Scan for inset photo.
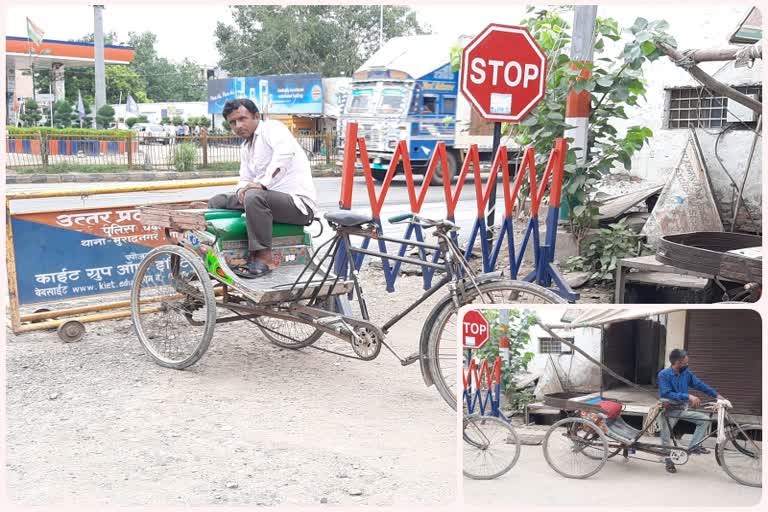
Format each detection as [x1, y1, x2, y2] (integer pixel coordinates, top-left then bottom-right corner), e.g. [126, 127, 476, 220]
[461, 306, 762, 506]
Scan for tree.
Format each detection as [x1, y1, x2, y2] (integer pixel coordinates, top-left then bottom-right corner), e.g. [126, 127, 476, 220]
[161, 116, 171, 125]
[20, 99, 43, 127]
[475, 309, 539, 412]
[106, 66, 149, 103]
[197, 117, 211, 129]
[127, 32, 207, 101]
[215, 5, 429, 77]
[95, 104, 115, 129]
[52, 100, 77, 128]
[172, 116, 184, 126]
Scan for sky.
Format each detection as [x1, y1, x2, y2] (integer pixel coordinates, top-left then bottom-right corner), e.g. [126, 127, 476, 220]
[3, 3, 532, 66]
[4, 3, 751, 68]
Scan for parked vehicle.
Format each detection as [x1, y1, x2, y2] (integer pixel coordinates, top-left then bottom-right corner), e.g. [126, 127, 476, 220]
[134, 123, 170, 145]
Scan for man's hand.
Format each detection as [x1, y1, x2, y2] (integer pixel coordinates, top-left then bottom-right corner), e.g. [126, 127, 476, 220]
[688, 395, 702, 408]
[237, 183, 264, 204]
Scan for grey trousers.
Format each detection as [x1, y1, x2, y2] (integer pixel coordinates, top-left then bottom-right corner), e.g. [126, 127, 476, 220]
[208, 189, 313, 251]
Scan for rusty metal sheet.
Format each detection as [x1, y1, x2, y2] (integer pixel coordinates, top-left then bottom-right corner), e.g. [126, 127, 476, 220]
[656, 231, 762, 284]
[641, 133, 723, 247]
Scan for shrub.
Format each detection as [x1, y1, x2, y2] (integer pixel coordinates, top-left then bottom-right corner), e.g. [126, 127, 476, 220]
[161, 116, 171, 125]
[172, 116, 184, 126]
[52, 100, 77, 129]
[95, 104, 115, 129]
[566, 218, 643, 283]
[7, 126, 133, 139]
[173, 142, 197, 171]
[20, 99, 42, 127]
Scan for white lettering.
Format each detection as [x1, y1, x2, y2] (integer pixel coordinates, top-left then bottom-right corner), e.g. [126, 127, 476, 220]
[504, 61, 522, 87]
[469, 58, 486, 84]
[488, 59, 504, 86]
[523, 64, 539, 88]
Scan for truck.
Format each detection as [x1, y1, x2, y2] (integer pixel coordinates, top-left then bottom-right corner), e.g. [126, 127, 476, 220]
[337, 34, 506, 186]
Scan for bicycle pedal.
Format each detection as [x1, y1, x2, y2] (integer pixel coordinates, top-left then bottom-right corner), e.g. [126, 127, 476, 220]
[400, 352, 421, 366]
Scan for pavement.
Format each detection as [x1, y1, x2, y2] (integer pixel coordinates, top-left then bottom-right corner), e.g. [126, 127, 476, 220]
[463, 437, 762, 507]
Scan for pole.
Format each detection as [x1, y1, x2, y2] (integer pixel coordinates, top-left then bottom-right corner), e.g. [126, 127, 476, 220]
[93, 5, 107, 111]
[486, 122, 502, 242]
[562, 5, 597, 221]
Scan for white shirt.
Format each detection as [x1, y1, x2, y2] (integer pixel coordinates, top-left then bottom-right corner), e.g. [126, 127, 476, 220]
[236, 119, 317, 216]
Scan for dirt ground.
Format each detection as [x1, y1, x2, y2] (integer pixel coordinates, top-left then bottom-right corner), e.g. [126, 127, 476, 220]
[464, 438, 762, 507]
[5, 268, 456, 506]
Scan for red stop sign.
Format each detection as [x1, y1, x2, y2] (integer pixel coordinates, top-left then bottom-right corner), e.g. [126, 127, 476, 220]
[462, 310, 490, 349]
[460, 23, 548, 122]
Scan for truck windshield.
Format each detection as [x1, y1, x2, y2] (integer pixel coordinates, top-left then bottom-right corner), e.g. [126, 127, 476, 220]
[377, 87, 409, 115]
[348, 88, 374, 114]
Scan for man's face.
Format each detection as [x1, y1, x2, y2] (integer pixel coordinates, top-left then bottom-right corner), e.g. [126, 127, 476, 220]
[673, 355, 689, 371]
[226, 105, 259, 139]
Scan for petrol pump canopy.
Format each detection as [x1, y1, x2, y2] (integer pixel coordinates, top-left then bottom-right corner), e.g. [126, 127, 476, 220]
[546, 307, 685, 329]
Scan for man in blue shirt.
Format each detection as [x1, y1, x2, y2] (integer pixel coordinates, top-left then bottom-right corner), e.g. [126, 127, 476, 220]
[657, 348, 726, 474]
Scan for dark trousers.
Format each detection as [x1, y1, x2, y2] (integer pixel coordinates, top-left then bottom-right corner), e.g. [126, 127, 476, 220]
[208, 189, 312, 251]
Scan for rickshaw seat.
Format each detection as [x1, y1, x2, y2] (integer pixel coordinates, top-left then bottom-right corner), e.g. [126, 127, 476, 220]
[203, 209, 307, 241]
[596, 400, 623, 421]
[605, 416, 642, 444]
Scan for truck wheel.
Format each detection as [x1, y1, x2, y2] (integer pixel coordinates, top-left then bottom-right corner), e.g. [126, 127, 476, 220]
[430, 150, 457, 186]
[372, 168, 387, 182]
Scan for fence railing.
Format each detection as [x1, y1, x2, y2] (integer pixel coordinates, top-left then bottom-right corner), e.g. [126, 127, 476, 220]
[5, 131, 338, 171]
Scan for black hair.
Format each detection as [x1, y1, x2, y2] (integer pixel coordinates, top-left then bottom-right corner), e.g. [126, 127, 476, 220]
[223, 98, 259, 119]
[669, 348, 688, 365]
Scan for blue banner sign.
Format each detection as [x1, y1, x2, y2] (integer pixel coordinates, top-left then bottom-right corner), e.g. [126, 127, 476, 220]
[208, 74, 323, 115]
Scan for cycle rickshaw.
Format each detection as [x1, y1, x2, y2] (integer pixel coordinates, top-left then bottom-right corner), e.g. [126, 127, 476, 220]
[130, 205, 565, 408]
[533, 309, 762, 488]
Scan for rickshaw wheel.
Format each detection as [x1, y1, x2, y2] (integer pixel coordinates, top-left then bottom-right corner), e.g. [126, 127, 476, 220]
[716, 424, 762, 488]
[131, 245, 216, 369]
[423, 280, 566, 410]
[255, 297, 328, 349]
[543, 417, 609, 479]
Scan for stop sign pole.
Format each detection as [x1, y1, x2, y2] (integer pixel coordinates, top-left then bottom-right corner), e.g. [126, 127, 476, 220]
[460, 24, 548, 243]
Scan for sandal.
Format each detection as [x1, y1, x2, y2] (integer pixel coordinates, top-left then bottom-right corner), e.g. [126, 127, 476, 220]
[232, 260, 272, 279]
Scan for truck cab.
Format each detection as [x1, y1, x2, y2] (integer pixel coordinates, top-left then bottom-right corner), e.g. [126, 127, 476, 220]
[338, 35, 465, 186]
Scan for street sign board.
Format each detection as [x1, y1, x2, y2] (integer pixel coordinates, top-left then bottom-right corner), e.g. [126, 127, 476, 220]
[460, 23, 547, 122]
[462, 310, 491, 349]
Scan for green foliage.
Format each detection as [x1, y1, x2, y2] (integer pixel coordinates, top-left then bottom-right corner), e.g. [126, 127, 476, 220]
[221, 119, 231, 132]
[173, 142, 197, 171]
[106, 66, 149, 103]
[128, 32, 207, 102]
[171, 116, 184, 126]
[474, 309, 539, 413]
[161, 116, 172, 125]
[125, 116, 149, 128]
[52, 100, 77, 128]
[20, 99, 43, 127]
[8, 126, 133, 139]
[215, 5, 428, 77]
[95, 104, 116, 129]
[196, 117, 211, 129]
[452, 9, 667, 228]
[566, 218, 642, 283]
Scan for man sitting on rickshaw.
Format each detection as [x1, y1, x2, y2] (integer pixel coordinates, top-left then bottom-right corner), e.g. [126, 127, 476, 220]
[657, 348, 727, 474]
[208, 98, 317, 279]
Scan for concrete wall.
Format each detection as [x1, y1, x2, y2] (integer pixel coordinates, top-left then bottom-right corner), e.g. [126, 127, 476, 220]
[662, 310, 687, 368]
[526, 309, 603, 391]
[597, 6, 761, 184]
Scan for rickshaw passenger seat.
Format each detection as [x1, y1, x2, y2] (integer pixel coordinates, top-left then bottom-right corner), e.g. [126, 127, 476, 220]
[605, 416, 642, 443]
[203, 210, 307, 241]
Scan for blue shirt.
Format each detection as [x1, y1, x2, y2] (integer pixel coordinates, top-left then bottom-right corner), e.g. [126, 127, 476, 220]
[657, 367, 718, 402]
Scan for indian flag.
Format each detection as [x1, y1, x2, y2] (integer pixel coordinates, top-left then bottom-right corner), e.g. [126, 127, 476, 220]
[26, 17, 44, 46]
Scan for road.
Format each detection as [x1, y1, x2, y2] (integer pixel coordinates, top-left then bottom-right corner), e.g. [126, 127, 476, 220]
[463, 441, 762, 507]
[6, 268, 456, 506]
